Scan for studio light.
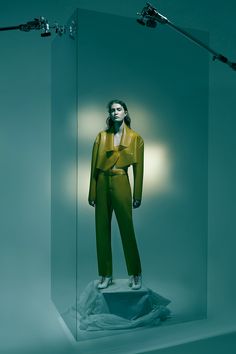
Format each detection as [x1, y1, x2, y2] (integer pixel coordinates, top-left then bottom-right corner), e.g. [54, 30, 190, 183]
[0, 17, 76, 38]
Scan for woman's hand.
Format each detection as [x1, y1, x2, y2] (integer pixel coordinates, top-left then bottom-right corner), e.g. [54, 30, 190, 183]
[133, 199, 141, 209]
[89, 200, 96, 207]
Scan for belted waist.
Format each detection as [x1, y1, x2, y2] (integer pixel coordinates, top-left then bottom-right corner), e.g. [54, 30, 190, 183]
[101, 169, 127, 176]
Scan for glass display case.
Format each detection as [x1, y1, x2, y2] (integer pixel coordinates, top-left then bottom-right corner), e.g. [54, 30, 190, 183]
[51, 8, 208, 340]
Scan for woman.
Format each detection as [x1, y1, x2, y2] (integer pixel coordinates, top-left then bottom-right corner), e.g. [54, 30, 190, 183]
[88, 99, 144, 290]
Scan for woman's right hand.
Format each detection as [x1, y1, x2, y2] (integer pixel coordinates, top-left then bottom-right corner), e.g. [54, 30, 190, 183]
[89, 200, 96, 207]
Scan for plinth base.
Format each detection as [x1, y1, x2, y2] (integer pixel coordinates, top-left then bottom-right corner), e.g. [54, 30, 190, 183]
[76, 279, 171, 331]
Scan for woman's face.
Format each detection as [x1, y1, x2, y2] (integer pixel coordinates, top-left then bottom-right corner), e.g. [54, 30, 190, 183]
[110, 103, 127, 123]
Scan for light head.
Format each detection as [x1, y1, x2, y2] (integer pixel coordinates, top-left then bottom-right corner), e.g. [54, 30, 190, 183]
[137, 2, 168, 28]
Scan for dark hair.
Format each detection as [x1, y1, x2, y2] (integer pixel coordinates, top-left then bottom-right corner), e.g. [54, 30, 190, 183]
[106, 99, 131, 129]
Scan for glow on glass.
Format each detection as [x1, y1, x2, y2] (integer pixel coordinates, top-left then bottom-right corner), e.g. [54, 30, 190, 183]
[73, 104, 172, 202]
[77, 105, 105, 140]
[143, 143, 171, 195]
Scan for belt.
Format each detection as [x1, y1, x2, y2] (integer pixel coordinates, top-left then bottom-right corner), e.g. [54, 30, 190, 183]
[102, 169, 127, 176]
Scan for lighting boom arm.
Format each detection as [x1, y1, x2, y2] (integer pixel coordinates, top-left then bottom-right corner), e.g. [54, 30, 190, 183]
[137, 2, 236, 71]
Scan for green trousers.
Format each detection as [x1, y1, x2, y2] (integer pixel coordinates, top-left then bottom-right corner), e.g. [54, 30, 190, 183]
[95, 170, 142, 277]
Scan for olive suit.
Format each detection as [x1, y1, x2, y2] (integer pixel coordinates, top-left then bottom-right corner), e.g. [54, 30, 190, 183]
[88, 123, 144, 277]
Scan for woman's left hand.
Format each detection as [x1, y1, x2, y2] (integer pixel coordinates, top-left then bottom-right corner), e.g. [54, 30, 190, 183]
[133, 199, 141, 209]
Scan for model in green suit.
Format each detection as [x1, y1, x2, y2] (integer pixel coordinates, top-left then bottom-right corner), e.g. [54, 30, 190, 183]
[88, 99, 144, 290]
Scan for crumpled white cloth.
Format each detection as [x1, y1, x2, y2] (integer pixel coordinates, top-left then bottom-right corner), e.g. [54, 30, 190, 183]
[70, 281, 171, 331]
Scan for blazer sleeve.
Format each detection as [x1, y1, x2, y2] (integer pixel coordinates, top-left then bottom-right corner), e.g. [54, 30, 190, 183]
[88, 134, 100, 202]
[133, 136, 144, 201]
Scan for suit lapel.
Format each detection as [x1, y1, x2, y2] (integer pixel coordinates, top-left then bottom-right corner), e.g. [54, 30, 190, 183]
[104, 124, 134, 153]
[120, 124, 133, 150]
[104, 127, 114, 151]
[97, 124, 136, 170]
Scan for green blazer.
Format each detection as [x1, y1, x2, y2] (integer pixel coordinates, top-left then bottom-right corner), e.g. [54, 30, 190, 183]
[88, 124, 144, 203]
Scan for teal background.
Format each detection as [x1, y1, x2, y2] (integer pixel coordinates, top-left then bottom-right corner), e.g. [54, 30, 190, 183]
[0, 0, 236, 353]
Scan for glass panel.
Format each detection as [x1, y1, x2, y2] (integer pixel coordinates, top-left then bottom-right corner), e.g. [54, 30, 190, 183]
[51, 10, 78, 339]
[77, 8, 208, 339]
